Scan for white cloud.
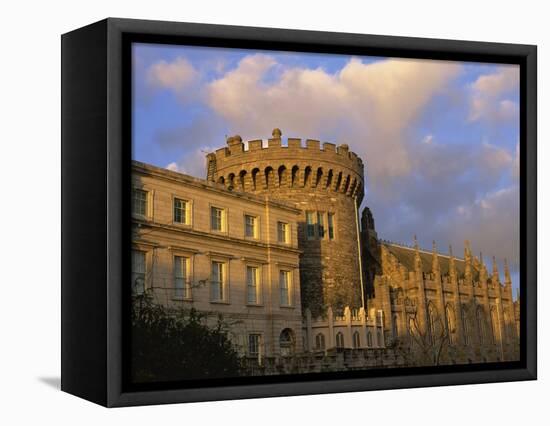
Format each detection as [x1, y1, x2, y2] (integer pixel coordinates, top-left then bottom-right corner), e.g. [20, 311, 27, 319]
[165, 162, 179, 172]
[446, 185, 519, 269]
[149, 54, 519, 271]
[471, 67, 519, 97]
[207, 55, 460, 185]
[468, 66, 519, 123]
[479, 141, 514, 176]
[422, 134, 434, 145]
[512, 142, 520, 179]
[169, 145, 219, 179]
[147, 57, 198, 94]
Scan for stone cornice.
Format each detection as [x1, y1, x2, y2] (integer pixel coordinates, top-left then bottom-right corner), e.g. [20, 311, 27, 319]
[133, 218, 303, 255]
[132, 160, 301, 214]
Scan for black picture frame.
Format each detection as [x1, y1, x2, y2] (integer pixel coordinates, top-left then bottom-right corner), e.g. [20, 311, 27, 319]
[61, 17, 537, 407]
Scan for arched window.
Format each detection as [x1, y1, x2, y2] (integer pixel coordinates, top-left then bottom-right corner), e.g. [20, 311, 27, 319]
[367, 331, 373, 347]
[335, 172, 343, 191]
[304, 166, 312, 187]
[445, 305, 456, 345]
[476, 306, 485, 344]
[376, 331, 382, 347]
[503, 310, 511, 342]
[352, 331, 360, 349]
[279, 329, 295, 356]
[227, 173, 235, 190]
[315, 333, 325, 350]
[251, 168, 260, 191]
[335, 332, 345, 348]
[428, 303, 437, 343]
[265, 167, 274, 189]
[392, 314, 399, 338]
[326, 169, 334, 189]
[278, 165, 287, 187]
[315, 167, 323, 187]
[291, 166, 299, 187]
[238, 170, 247, 191]
[490, 307, 499, 344]
[342, 174, 351, 193]
[462, 306, 470, 345]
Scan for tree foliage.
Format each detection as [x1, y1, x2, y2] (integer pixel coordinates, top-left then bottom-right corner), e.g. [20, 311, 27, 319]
[131, 293, 243, 383]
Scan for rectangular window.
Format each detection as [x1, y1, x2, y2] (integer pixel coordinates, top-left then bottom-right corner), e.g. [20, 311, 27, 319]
[131, 250, 146, 295]
[246, 266, 259, 304]
[173, 198, 188, 224]
[317, 212, 325, 238]
[211, 206, 224, 231]
[174, 256, 189, 299]
[327, 213, 335, 239]
[132, 189, 148, 217]
[245, 215, 257, 238]
[211, 261, 225, 301]
[279, 270, 291, 306]
[248, 334, 261, 356]
[277, 221, 289, 243]
[306, 211, 315, 239]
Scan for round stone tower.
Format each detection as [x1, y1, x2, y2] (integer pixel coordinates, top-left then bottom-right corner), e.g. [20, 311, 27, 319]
[207, 129, 365, 316]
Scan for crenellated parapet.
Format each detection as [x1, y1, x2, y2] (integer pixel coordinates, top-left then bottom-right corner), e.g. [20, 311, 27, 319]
[207, 129, 365, 202]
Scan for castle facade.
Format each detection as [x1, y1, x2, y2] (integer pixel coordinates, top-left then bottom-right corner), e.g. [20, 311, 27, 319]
[131, 129, 519, 368]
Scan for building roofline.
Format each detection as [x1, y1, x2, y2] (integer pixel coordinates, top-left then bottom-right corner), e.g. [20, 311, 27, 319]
[381, 240, 466, 262]
[131, 160, 302, 214]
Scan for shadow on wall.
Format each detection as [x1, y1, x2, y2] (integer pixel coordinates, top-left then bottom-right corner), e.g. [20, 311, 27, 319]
[297, 221, 324, 317]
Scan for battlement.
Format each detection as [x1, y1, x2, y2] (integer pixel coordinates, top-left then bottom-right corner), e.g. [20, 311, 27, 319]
[207, 129, 365, 200]
[212, 129, 363, 173]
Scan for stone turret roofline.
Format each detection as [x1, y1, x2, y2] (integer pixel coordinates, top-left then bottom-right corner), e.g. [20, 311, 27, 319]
[132, 160, 301, 214]
[209, 129, 364, 174]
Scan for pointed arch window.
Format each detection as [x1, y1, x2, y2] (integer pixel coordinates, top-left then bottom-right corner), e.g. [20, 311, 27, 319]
[445, 305, 456, 345]
[462, 306, 470, 345]
[476, 306, 485, 344]
[335, 332, 345, 348]
[367, 331, 373, 347]
[315, 333, 326, 350]
[490, 307, 498, 344]
[352, 331, 360, 349]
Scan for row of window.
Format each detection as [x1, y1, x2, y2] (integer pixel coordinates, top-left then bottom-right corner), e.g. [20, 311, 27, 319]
[399, 304, 512, 347]
[314, 330, 383, 350]
[131, 250, 293, 306]
[247, 329, 384, 357]
[247, 329, 295, 356]
[132, 188, 291, 244]
[305, 211, 335, 240]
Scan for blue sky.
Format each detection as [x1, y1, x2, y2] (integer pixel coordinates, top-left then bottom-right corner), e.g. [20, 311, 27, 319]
[132, 43, 520, 294]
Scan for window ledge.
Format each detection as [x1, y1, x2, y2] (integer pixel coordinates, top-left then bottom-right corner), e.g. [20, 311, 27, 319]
[210, 300, 231, 305]
[210, 229, 228, 235]
[171, 296, 193, 302]
[172, 222, 193, 228]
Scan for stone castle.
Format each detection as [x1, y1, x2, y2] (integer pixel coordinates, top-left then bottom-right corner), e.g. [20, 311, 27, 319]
[131, 129, 519, 372]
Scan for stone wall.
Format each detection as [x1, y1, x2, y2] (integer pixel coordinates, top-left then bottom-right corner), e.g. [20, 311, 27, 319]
[243, 348, 406, 376]
[209, 129, 366, 316]
[365, 237, 520, 364]
[131, 161, 304, 357]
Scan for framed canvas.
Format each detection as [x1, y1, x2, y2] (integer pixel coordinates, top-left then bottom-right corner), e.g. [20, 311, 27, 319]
[61, 18, 537, 407]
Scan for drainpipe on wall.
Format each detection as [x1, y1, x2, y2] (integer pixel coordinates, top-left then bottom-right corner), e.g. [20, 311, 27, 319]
[354, 196, 366, 311]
